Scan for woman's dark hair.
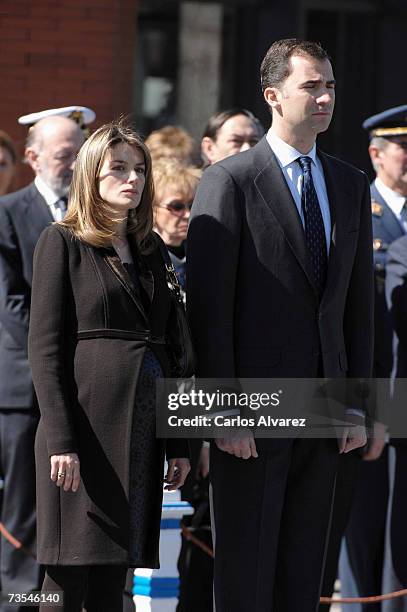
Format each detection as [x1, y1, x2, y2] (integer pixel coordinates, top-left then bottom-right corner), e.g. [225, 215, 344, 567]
[202, 108, 261, 141]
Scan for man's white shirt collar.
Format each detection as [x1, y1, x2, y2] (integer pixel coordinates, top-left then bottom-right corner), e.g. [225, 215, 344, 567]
[34, 175, 61, 208]
[374, 177, 406, 217]
[266, 129, 318, 168]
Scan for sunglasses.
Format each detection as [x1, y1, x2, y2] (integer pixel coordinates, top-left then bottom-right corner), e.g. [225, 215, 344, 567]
[158, 201, 193, 216]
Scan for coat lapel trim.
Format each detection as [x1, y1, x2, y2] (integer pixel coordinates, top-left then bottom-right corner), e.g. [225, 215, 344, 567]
[129, 235, 155, 304]
[102, 251, 149, 324]
[253, 142, 318, 299]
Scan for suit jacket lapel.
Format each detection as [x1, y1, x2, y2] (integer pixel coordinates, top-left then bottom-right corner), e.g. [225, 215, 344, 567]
[253, 140, 318, 297]
[318, 151, 348, 305]
[23, 183, 53, 235]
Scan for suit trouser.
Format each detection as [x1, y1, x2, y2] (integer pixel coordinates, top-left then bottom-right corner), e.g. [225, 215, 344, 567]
[0, 410, 42, 612]
[319, 450, 362, 610]
[210, 438, 338, 612]
[340, 449, 389, 612]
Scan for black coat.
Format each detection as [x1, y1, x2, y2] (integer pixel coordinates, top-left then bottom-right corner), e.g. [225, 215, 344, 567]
[28, 224, 188, 566]
[0, 182, 53, 408]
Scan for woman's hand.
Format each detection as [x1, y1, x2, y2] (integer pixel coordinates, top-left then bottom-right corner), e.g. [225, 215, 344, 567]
[164, 458, 190, 491]
[50, 453, 81, 492]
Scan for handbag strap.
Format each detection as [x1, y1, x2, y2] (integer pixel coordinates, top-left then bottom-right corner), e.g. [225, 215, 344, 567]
[152, 233, 184, 305]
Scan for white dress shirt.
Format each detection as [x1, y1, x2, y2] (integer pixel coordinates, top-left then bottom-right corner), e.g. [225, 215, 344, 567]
[34, 176, 66, 222]
[266, 129, 331, 252]
[374, 177, 407, 232]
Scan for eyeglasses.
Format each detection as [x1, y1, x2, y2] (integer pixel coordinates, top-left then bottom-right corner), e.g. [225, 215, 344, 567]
[157, 201, 193, 216]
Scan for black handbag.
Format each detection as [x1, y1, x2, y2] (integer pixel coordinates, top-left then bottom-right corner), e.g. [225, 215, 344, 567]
[154, 235, 196, 378]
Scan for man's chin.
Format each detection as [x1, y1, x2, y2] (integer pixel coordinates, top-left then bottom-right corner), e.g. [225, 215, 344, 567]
[52, 185, 70, 198]
[312, 116, 332, 133]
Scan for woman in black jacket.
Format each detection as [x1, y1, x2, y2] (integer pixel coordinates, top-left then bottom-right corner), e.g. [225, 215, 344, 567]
[28, 121, 190, 612]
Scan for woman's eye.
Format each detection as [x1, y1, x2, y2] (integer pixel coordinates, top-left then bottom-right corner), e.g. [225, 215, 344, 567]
[136, 167, 145, 175]
[113, 165, 125, 171]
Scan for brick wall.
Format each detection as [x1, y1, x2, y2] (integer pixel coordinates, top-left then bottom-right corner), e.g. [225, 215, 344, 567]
[0, 0, 139, 188]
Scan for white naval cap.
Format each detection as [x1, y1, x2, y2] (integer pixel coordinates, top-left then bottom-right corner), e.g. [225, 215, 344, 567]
[18, 105, 96, 128]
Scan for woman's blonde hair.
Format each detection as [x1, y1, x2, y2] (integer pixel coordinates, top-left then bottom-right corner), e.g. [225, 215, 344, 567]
[152, 158, 202, 205]
[145, 126, 199, 166]
[61, 121, 154, 249]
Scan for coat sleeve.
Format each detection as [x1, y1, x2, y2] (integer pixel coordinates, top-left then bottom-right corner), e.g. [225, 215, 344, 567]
[343, 172, 374, 379]
[0, 204, 31, 352]
[186, 164, 242, 379]
[28, 225, 78, 456]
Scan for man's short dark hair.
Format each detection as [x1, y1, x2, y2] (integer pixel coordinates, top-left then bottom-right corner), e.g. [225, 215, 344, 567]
[260, 38, 330, 92]
[202, 108, 261, 141]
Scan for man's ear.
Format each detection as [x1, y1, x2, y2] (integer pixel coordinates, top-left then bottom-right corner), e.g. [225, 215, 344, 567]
[201, 137, 217, 164]
[263, 87, 281, 111]
[368, 144, 382, 169]
[25, 147, 40, 173]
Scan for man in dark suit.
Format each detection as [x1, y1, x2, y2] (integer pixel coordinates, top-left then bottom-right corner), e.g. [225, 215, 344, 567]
[321, 107, 407, 611]
[385, 232, 407, 595]
[334, 106, 407, 611]
[0, 114, 84, 609]
[372, 110, 407, 608]
[187, 38, 373, 611]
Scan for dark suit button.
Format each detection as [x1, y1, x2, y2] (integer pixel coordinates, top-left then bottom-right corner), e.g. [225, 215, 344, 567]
[316, 312, 322, 321]
[313, 348, 320, 356]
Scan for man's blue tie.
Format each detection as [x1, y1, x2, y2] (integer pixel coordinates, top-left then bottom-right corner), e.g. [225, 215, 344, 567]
[297, 156, 327, 298]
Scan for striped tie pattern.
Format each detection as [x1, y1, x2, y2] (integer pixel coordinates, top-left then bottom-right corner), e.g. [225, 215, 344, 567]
[297, 156, 327, 297]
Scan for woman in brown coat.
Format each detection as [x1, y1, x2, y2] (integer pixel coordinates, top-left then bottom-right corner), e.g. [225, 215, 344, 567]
[28, 122, 190, 611]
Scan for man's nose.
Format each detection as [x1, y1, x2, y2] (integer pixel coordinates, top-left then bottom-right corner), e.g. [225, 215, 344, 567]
[317, 90, 334, 105]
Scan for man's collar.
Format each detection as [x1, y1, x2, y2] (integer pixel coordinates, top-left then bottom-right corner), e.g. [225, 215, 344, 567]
[375, 177, 406, 213]
[266, 129, 317, 168]
[34, 175, 61, 207]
